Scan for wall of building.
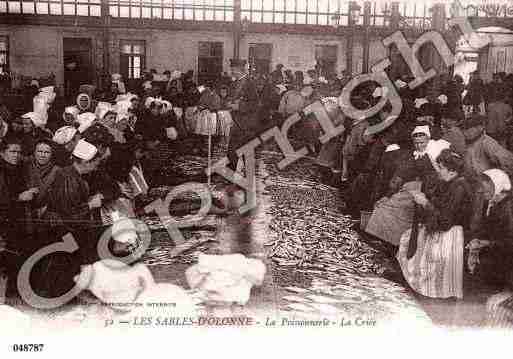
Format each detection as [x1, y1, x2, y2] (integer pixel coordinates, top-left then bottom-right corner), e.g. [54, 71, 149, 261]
[108, 28, 233, 75]
[0, 23, 405, 92]
[0, 24, 103, 90]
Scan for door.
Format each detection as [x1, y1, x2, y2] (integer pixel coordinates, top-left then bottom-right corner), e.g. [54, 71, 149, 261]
[315, 45, 337, 78]
[198, 42, 223, 87]
[249, 43, 272, 76]
[63, 38, 93, 98]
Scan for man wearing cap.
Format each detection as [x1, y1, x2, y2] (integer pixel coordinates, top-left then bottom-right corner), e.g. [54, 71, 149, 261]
[462, 113, 513, 179]
[486, 90, 512, 147]
[226, 59, 259, 169]
[347, 115, 402, 217]
[270, 64, 284, 85]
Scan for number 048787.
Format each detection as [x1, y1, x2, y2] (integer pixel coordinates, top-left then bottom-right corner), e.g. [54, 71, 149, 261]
[12, 344, 44, 352]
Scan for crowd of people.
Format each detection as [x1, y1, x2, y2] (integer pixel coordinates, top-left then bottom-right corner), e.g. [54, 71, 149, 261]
[1, 59, 513, 325]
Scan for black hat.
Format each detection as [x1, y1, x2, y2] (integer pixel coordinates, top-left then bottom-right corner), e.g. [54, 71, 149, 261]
[364, 115, 399, 137]
[230, 59, 247, 68]
[462, 113, 485, 130]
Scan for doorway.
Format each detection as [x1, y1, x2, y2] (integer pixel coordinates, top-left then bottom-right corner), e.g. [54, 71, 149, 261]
[249, 43, 272, 76]
[63, 38, 93, 98]
[198, 41, 223, 87]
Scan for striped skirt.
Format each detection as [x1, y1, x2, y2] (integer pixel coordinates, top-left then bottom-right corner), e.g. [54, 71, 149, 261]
[486, 294, 513, 328]
[397, 225, 464, 299]
[194, 110, 218, 136]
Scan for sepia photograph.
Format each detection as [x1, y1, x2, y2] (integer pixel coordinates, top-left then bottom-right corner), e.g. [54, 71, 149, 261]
[1, 0, 513, 355]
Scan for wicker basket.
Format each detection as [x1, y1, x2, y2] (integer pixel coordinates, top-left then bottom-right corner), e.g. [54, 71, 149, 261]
[360, 211, 373, 231]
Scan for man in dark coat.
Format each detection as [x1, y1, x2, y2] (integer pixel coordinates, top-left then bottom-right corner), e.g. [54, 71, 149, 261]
[226, 59, 260, 170]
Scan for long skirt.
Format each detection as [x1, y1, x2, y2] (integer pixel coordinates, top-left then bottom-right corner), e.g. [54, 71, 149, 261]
[365, 181, 421, 246]
[217, 110, 233, 137]
[194, 110, 218, 136]
[397, 225, 464, 299]
[316, 137, 339, 169]
[486, 295, 513, 328]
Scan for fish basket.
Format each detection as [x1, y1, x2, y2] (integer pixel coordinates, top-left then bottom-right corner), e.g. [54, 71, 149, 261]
[360, 211, 372, 231]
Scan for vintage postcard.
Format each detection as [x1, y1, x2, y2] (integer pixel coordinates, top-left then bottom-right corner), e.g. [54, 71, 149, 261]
[1, 0, 513, 356]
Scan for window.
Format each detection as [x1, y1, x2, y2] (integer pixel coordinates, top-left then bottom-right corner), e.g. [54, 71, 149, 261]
[315, 45, 337, 77]
[120, 40, 145, 80]
[0, 36, 8, 74]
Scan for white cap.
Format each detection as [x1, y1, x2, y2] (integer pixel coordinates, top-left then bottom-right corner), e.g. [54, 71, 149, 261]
[30, 79, 39, 87]
[197, 85, 206, 94]
[142, 81, 152, 90]
[22, 112, 45, 128]
[53, 126, 78, 145]
[412, 125, 431, 138]
[437, 94, 448, 105]
[414, 98, 429, 109]
[144, 96, 163, 109]
[95, 102, 114, 120]
[161, 100, 173, 114]
[111, 73, 122, 81]
[72, 139, 98, 161]
[77, 112, 96, 133]
[63, 106, 80, 122]
[426, 139, 451, 161]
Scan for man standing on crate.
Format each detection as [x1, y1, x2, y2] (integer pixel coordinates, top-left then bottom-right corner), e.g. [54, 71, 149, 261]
[226, 59, 259, 172]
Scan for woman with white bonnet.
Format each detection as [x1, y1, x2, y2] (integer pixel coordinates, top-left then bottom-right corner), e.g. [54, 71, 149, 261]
[456, 169, 513, 325]
[396, 149, 473, 299]
[111, 73, 126, 94]
[36, 139, 104, 297]
[19, 111, 52, 159]
[62, 106, 80, 126]
[52, 125, 80, 166]
[365, 124, 442, 248]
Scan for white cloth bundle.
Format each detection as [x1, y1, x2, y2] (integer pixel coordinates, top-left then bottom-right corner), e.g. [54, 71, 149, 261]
[185, 254, 266, 305]
[74, 260, 196, 315]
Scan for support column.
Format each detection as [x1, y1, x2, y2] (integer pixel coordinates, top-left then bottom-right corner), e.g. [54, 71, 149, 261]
[346, 1, 358, 75]
[362, 1, 372, 73]
[233, 0, 242, 60]
[389, 2, 400, 78]
[101, 0, 110, 88]
[430, 3, 448, 73]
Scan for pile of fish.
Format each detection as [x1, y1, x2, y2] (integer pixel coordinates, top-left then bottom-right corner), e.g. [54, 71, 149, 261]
[266, 203, 391, 276]
[262, 152, 395, 278]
